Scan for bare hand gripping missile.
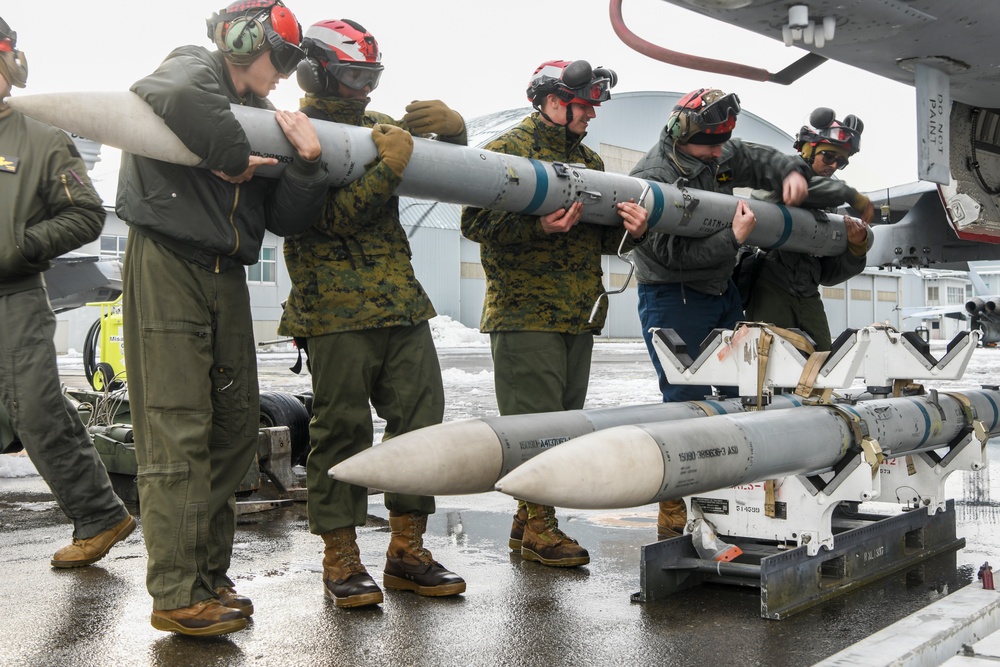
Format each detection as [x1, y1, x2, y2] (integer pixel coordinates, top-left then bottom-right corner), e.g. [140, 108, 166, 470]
[6, 91, 849, 256]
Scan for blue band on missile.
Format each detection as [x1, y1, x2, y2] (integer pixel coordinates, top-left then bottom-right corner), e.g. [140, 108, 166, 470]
[699, 399, 730, 415]
[769, 205, 794, 248]
[981, 392, 999, 429]
[521, 160, 549, 214]
[647, 180, 665, 229]
[913, 400, 932, 446]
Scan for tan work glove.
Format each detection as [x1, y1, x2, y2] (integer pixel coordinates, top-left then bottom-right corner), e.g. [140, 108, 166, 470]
[849, 191, 875, 224]
[403, 99, 465, 137]
[371, 123, 413, 177]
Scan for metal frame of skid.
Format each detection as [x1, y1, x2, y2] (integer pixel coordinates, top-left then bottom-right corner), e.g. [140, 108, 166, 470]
[633, 324, 988, 619]
[632, 500, 964, 619]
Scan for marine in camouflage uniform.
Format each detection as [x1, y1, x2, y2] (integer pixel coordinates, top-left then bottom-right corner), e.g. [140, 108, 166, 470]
[278, 19, 467, 608]
[746, 108, 875, 351]
[461, 60, 648, 567]
[629, 88, 809, 541]
[0, 16, 135, 572]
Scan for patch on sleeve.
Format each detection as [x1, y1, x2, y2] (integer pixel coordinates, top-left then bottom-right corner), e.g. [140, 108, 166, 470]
[67, 143, 82, 159]
[0, 155, 19, 173]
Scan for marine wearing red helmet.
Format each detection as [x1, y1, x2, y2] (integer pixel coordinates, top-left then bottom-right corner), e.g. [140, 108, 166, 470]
[207, 0, 304, 74]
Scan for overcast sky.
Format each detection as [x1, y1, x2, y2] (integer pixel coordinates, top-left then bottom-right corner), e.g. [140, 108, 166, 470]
[4, 1, 917, 193]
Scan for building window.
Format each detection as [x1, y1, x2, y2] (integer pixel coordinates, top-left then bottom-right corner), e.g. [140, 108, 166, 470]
[947, 286, 965, 304]
[927, 286, 939, 304]
[247, 245, 277, 284]
[100, 234, 128, 261]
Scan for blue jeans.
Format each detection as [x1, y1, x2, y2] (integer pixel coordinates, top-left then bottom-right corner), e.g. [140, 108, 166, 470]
[638, 280, 743, 402]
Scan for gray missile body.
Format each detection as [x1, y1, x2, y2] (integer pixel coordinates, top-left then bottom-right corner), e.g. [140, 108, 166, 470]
[328, 394, 805, 496]
[7, 91, 848, 257]
[493, 390, 1000, 509]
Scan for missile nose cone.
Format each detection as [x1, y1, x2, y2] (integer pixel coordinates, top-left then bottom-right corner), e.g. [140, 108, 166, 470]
[329, 418, 504, 496]
[494, 425, 665, 509]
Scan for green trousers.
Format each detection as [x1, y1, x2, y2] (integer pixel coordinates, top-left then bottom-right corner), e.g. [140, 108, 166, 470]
[746, 278, 833, 351]
[490, 331, 594, 416]
[122, 233, 259, 611]
[305, 322, 442, 534]
[0, 287, 128, 539]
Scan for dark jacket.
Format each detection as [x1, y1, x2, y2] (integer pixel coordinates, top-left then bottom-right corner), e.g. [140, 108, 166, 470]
[0, 106, 105, 296]
[116, 46, 328, 273]
[752, 157, 873, 298]
[460, 113, 637, 334]
[629, 127, 804, 295]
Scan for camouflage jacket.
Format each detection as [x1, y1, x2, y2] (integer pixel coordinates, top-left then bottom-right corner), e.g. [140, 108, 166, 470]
[629, 127, 804, 295]
[460, 113, 635, 334]
[751, 157, 872, 298]
[279, 95, 464, 337]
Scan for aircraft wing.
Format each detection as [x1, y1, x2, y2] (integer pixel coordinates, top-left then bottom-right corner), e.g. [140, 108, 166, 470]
[900, 305, 968, 321]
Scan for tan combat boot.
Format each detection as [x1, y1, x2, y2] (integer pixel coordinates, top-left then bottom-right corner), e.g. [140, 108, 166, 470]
[150, 599, 247, 637]
[520, 504, 589, 567]
[657, 499, 688, 540]
[322, 526, 383, 608]
[384, 511, 466, 596]
[508, 502, 528, 551]
[215, 586, 254, 618]
[51, 514, 136, 568]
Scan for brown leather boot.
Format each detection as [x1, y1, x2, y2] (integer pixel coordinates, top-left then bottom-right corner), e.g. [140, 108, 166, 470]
[508, 502, 528, 551]
[322, 527, 383, 608]
[150, 599, 247, 637]
[384, 511, 465, 596]
[215, 586, 254, 618]
[657, 499, 688, 540]
[51, 514, 136, 568]
[520, 504, 589, 567]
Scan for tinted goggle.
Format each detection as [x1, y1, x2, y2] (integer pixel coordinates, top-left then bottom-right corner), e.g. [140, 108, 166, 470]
[330, 63, 384, 91]
[817, 150, 849, 170]
[265, 29, 305, 75]
[567, 77, 612, 105]
[694, 92, 741, 128]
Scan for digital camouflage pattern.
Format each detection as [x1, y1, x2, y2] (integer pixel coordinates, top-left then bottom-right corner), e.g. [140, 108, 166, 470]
[279, 96, 439, 336]
[461, 113, 634, 334]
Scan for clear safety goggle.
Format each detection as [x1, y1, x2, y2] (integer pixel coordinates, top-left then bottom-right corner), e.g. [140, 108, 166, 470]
[330, 63, 384, 91]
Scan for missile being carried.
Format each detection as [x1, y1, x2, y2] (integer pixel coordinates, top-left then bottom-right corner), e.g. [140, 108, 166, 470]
[493, 389, 1000, 509]
[6, 91, 848, 257]
[328, 394, 806, 496]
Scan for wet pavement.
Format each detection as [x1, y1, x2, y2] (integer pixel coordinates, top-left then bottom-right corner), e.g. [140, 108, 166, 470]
[2, 343, 999, 666]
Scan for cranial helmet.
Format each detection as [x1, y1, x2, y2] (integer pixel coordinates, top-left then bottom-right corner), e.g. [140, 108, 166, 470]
[296, 19, 384, 95]
[526, 60, 617, 109]
[207, 0, 304, 74]
[0, 15, 28, 88]
[667, 88, 741, 145]
[795, 107, 864, 159]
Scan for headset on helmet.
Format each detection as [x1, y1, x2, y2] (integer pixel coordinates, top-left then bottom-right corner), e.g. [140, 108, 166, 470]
[526, 60, 617, 109]
[794, 107, 863, 159]
[207, 0, 304, 74]
[666, 88, 741, 145]
[0, 15, 28, 88]
[296, 19, 384, 95]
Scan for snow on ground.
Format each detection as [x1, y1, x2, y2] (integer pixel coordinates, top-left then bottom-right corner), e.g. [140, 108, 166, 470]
[13, 320, 1000, 479]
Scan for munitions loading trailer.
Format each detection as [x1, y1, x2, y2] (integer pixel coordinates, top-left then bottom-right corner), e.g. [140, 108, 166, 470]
[635, 324, 990, 618]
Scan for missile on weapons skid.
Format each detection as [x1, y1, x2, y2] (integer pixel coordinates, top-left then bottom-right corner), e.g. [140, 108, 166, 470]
[328, 395, 806, 496]
[494, 389, 1000, 509]
[7, 91, 849, 257]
